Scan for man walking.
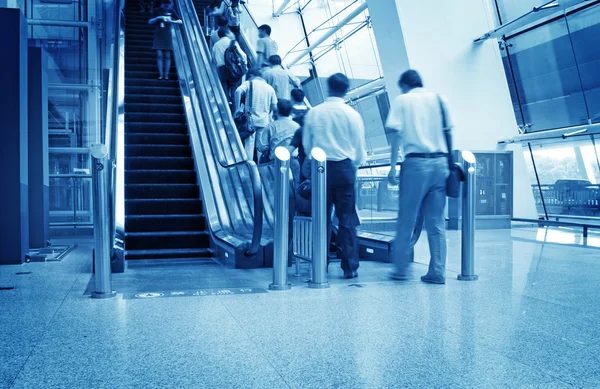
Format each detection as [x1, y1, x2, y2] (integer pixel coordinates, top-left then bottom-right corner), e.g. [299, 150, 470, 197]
[234, 68, 278, 162]
[303, 73, 367, 279]
[262, 55, 301, 100]
[386, 69, 451, 284]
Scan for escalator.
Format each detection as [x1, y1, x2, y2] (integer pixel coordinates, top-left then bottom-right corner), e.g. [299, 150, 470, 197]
[122, 3, 214, 262]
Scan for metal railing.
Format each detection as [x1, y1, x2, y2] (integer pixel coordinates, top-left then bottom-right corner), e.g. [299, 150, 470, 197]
[175, 0, 265, 256]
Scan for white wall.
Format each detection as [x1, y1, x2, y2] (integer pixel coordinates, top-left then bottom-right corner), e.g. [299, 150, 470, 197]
[368, 0, 537, 219]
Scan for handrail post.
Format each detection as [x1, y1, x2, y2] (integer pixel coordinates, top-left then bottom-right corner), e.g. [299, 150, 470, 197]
[458, 150, 478, 281]
[309, 148, 330, 289]
[269, 147, 292, 291]
[91, 144, 116, 298]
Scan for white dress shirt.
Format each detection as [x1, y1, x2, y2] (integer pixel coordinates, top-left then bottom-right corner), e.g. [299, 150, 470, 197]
[212, 37, 232, 67]
[234, 77, 278, 128]
[302, 97, 367, 165]
[262, 66, 301, 100]
[386, 88, 452, 158]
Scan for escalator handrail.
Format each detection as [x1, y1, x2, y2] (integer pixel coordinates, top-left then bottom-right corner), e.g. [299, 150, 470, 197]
[178, 0, 249, 167]
[175, 0, 264, 256]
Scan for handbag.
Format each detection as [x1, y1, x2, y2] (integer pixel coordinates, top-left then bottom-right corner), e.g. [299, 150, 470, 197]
[234, 80, 255, 141]
[438, 95, 463, 198]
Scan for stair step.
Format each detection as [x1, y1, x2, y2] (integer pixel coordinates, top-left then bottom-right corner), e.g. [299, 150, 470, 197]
[126, 70, 179, 80]
[126, 133, 189, 145]
[125, 122, 187, 133]
[126, 144, 191, 157]
[126, 86, 181, 96]
[126, 169, 196, 184]
[126, 63, 176, 72]
[125, 231, 210, 250]
[126, 198, 203, 215]
[125, 56, 160, 65]
[125, 103, 184, 114]
[125, 248, 214, 260]
[125, 156, 194, 170]
[125, 94, 182, 105]
[126, 214, 206, 232]
[125, 80, 179, 89]
[125, 184, 199, 199]
[125, 112, 186, 124]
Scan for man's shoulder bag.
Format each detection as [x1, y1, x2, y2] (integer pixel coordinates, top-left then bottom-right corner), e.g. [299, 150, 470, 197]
[438, 95, 464, 198]
[235, 81, 255, 141]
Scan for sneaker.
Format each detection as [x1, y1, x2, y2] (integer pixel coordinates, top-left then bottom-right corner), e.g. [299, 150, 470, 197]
[389, 271, 412, 281]
[420, 275, 445, 284]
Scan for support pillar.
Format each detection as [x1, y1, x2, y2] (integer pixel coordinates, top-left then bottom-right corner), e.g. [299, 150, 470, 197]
[28, 46, 50, 248]
[0, 8, 29, 264]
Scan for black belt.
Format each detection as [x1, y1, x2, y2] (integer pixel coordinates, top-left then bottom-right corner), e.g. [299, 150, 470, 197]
[405, 152, 446, 159]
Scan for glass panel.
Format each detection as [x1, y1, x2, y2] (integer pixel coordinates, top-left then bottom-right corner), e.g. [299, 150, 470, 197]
[565, 4, 600, 123]
[526, 138, 600, 218]
[350, 93, 388, 156]
[356, 165, 397, 236]
[506, 18, 589, 131]
[495, 0, 549, 23]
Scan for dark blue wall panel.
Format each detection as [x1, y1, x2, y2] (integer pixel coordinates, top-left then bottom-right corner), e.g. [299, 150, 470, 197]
[0, 8, 29, 264]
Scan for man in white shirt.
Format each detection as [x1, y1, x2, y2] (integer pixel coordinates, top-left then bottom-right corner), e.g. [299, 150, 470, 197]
[210, 17, 228, 48]
[386, 69, 452, 284]
[235, 68, 278, 161]
[303, 73, 367, 279]
[262, 55, 301, 100]
[256, 24, 278, 68]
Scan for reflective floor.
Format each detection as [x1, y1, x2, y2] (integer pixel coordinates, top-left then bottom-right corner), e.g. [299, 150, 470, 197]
[1, 228, 599, 388]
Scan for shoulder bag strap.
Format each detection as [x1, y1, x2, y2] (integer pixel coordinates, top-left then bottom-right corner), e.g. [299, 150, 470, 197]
[438, 94, 454, 167]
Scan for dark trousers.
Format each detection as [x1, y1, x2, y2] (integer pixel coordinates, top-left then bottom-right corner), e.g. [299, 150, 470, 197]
[326, 159, 360, 274]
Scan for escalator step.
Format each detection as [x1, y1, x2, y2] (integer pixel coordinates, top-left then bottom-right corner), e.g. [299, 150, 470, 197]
[125, 231, 210, 250]
[125, 94, 182, 105]
[126, 86, 181, 96]
[125, 156, 194, 170]
[126, 214, 206, 232]
[126, 169, 196, 184]
[126, 199, 203, 215]
[125, 122, 187, 134]
[125, 112, 186, 124]
[125, 103, 184, 114]
[126, 133, 189, 145]
[126, 145, 191, 157]
[125, 248, 214, 260]
[125, 184, 199, 199]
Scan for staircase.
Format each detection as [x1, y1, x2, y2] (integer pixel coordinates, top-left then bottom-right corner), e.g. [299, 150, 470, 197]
[123, 2, 213, 262]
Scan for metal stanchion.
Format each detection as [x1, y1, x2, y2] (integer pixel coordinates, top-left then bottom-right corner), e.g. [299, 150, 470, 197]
[458, 150, 478, 281]
[309, 148, 330, 289]
[91, 144, 116, 298]
[269, 147, 292, 291]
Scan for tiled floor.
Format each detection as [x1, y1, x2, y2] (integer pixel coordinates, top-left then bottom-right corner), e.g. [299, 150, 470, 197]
[1, 228, 599, 388]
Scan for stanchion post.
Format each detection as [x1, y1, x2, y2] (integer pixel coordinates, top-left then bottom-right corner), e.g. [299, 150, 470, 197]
[458, 150, 478, 281]
[91, 144, 116, 298]
[269, 147, 292, 291]
[309, 148, 330, 289]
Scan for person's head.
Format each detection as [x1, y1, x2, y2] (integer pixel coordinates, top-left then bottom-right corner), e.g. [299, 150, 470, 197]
[268, 55, 282, 67]
[290, 88, 305, 104]
[258, 24, 272, 38]
[247, 68, 262, 80]
[216, 16, 228, 28]
[398, 69, 423, 94]
[217, 27, 229, 39]
[277, 99, 293, 117]
[327, 73, 350, 98]
[160, 0, 172, 7]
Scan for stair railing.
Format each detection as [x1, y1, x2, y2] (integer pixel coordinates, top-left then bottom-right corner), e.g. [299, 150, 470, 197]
[174, 0, 264, 256]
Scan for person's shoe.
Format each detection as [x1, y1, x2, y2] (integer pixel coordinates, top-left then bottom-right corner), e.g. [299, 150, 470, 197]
[343, 271, 358, 279]
[389, 271, 412, 281]
[420, 275, 445, 284]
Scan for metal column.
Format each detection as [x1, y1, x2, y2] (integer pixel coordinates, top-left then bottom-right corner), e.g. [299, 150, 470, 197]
[458, 150, 478, 281]
[270, 147, 292, 291]
[91, 144, 116, 298]
[309, 148, 330, 289]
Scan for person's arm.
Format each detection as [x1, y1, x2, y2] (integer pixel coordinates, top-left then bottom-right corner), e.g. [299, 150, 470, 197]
[289, 72, 301, 88]
[302, 111, 314, 157]
[148, 10, 165, 25]
[256, 39, 266, 66]
[439, 95, 454, 154]
[269, 89, 278, 120]
[234, 82, 248, 114]
[385, 98, 404, 185]
[210, 1, 227, 16]
[167, 9, 183, 24]
[354, 113, 367, 168]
